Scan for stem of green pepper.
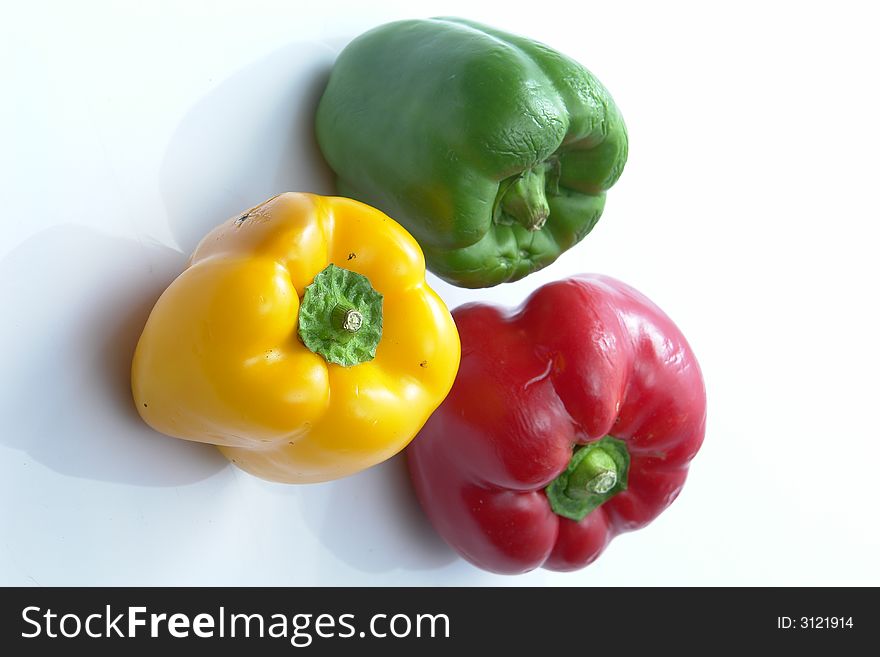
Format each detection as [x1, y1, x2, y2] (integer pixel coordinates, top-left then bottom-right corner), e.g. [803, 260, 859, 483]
[499, 164, 550, 231]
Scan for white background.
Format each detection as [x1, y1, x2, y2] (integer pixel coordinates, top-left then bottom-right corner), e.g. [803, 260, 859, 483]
[1, 0, 878, 586]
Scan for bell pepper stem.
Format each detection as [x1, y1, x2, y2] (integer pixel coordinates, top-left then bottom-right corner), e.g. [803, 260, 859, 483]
[298, 264, 383, 367]
[564, 448, 619, 498]
[545, 436, 630, 522]
[499, 164, 550, 231]
[331, 303, 364, 334]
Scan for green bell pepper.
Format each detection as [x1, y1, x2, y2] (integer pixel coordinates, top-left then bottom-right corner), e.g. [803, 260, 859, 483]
[315, 17, 629, 288]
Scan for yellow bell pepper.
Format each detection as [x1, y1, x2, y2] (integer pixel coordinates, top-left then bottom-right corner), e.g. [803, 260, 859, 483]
[131, 193, 460, 483]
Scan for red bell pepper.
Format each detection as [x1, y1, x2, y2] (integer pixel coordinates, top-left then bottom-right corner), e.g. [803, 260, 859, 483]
[407, 275, 706, 574]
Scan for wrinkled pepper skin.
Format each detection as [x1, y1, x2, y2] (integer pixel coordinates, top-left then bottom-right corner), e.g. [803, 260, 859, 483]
[132, 193, 460, 484]
[316, 18, 628, 288]
[407, 275, 705, 574]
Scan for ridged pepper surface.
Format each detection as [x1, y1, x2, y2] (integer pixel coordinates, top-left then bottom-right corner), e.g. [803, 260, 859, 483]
[316, 18, 628, 288]
[407, 275, 706, 573]
[132, 193, 460, 483]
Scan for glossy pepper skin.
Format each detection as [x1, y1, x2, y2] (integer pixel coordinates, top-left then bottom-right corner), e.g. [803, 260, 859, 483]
[316, 18, 628, 288]
[407, 275, 705, 574]
[132, 193, 460, 483]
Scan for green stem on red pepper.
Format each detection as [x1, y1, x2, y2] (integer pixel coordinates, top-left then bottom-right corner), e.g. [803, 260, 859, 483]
[545, 436, 630, 521]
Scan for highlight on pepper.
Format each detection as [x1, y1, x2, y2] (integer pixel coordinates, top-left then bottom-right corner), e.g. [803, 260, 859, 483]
[131, 193, 461, 483]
